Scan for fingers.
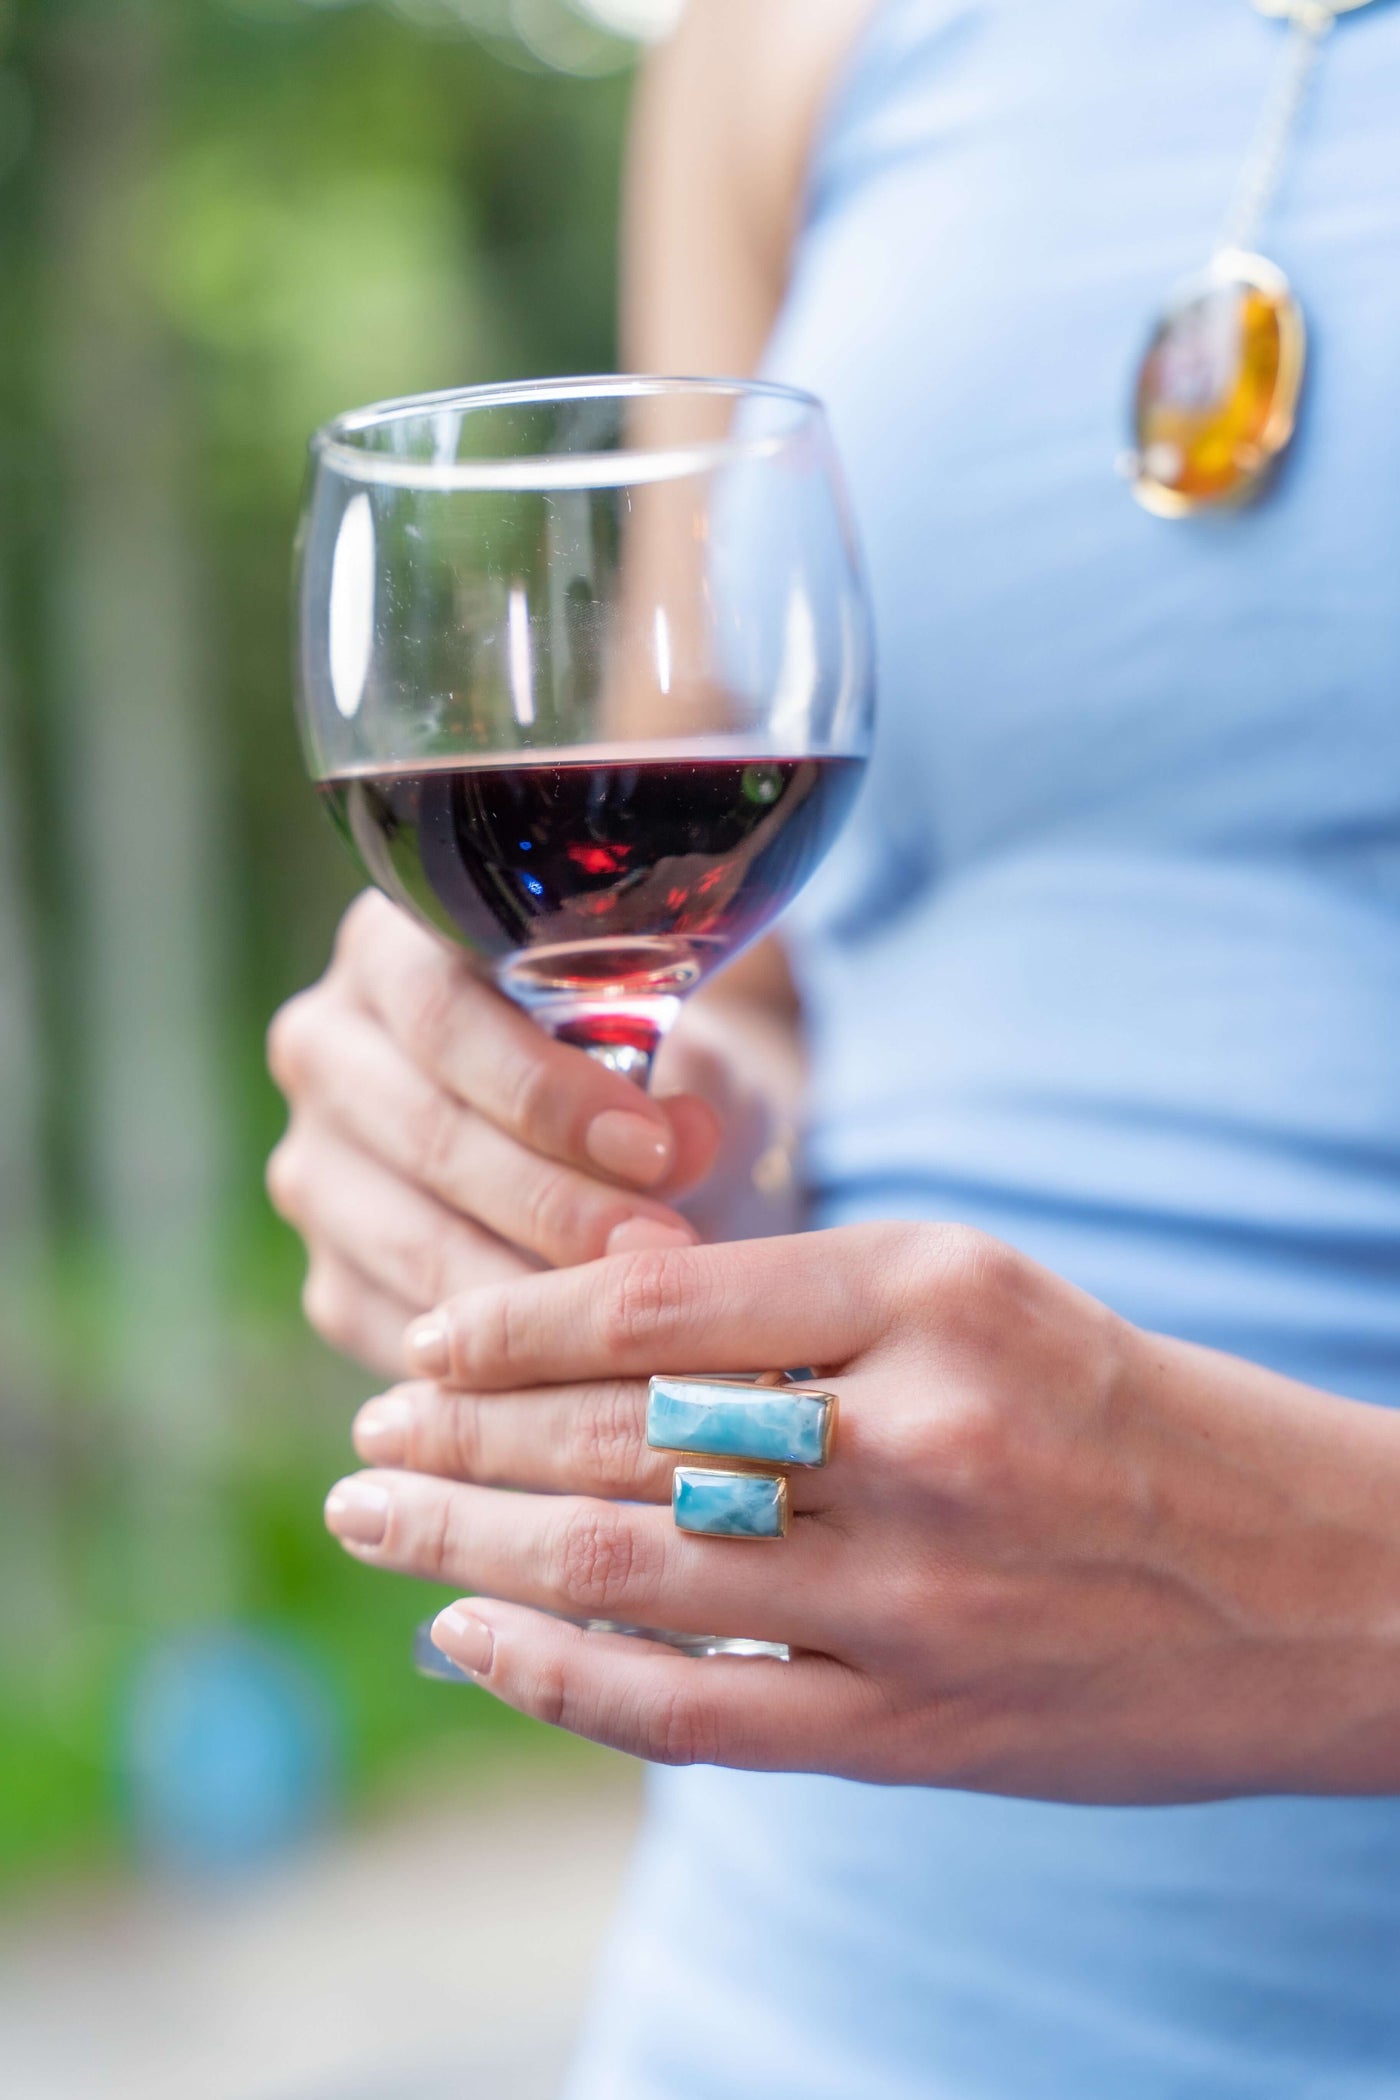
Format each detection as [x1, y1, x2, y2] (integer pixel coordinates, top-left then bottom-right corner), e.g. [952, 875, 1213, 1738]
[407, 1224, 907, 1391]
[302, 1255, 416, 1379]
[649, 1091, 723, 1201]
[426, 1599, 872, 1771]
[268, 1118, 531, 1315]
[350, 1377, 838, 1509]
[323, 1468, 835, 1647]
[329, 891, 713, 1189]
[274, 997, 698, 1267]
[352, 1379, 675, 1502]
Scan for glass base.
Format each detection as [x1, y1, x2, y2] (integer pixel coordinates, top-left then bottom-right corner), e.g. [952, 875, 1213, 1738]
[577, 1038, 654, 1084]
[412, 1617, 789, 1679]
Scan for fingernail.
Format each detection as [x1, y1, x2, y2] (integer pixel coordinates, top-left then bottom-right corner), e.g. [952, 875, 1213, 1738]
[586, 1110, 672, 1187]
[324, 1479, 390, 1548]
[606, 1217, 696, 1257]
[406, 1317, 449, 1378]
[432, 1604, 494, 1676]
[354, 1392, 411, 1464]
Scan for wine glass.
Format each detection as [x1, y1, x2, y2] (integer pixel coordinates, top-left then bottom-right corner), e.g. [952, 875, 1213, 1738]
[295, 375, 874, 1664]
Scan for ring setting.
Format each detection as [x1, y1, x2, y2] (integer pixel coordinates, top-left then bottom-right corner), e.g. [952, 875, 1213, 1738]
[648, 1371, 837, 1540]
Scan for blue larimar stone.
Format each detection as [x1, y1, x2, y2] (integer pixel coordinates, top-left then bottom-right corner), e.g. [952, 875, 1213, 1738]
[647, 1377, 835, 1467]
[672, 1468, 788, 1540]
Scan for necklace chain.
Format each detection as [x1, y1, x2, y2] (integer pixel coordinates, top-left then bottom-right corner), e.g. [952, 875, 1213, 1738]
[1220, 3, 1336, 256]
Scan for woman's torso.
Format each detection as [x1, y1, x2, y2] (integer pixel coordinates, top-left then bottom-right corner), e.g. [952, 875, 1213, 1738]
[568, 5, 1400, 2092]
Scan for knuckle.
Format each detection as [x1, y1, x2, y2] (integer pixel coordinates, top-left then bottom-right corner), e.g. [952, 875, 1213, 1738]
[915, 1395, 1010, 1507]
[878, 1222, 1030, 1358]
[578, 1381, 647, 1486]
[265, 1135, 306, 1219]
[520, 1166, 592, 1261]
[646, 1683, 719, 1768]
[394, 1220, 447, 1312]
[444, 1395, 486, 1481]
[553, 1503, 645, 1615]
[502, 1051, 556, 1150]
[302, 1263, 352, 1349]
[929, 1223, 1021, 1311]
[435, 1220, 501, 1303]
[400, 959, 458, 1071]
[407, 1087, 465, 1194]
[418, 1484, 460, 1582]
[266, 992, 318, 1093]
[452, 1287, 509, 1385]
[300, 1265, 331, 1328]
[895, 1220, 974, 1298]
[354, 1201, 443, 1313]
[600, 1247, 695, 1358]
[956, 1226, 1024, 1302]
[333, 889, 384, 970]
[530, 1654, 571, 1733]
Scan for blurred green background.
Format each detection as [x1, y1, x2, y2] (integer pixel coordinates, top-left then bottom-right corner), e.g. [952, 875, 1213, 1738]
[0, 0, 660, 1891]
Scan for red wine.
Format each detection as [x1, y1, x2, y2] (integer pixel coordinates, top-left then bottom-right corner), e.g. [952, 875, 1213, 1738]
[320, 752, 861, 1015]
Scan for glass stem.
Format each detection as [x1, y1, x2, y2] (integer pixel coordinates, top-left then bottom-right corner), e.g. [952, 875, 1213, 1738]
[580, 1039, 654, 1087]
[531, 993, 683, 1093]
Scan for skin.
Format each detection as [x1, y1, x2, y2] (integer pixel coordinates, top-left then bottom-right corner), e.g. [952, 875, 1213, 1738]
[269, 0, 1400, 1798]
[327, 1228, 1400, 1797]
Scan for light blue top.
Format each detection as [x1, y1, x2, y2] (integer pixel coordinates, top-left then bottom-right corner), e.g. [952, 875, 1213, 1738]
[566, 4, 1400, 2093]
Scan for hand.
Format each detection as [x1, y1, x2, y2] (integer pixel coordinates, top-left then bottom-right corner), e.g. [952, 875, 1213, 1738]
[323, 1223, 1400, 1799]
[265, 890, 722, 1377]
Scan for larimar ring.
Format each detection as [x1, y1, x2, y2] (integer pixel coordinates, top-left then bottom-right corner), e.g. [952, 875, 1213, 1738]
[647, 1371, 837, 1541]
[673, 1467, 790, 1540]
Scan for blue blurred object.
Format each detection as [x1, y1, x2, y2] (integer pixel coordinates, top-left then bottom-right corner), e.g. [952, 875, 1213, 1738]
[121, 1627, 340, 1877]
[412, 1617, 476, 1683]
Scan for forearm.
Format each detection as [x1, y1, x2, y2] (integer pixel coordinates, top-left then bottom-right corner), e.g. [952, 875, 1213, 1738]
[1122, 1322, 1400, 1795]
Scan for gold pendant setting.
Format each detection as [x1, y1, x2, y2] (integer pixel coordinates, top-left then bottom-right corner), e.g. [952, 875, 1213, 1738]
[1128, 248, 1305, 518]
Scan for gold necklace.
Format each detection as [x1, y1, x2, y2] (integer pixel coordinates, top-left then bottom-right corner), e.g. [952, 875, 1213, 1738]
[1126, 0, 1382, 519]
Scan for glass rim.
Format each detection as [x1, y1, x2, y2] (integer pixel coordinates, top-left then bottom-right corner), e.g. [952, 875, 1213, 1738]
[309, 373, 828, 493]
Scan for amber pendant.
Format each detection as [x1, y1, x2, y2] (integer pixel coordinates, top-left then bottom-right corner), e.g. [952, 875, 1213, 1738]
[1127, 248, 1306, 518]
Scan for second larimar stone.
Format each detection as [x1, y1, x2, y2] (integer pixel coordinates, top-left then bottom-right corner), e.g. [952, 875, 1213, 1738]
[672, 1468, 789, 1540]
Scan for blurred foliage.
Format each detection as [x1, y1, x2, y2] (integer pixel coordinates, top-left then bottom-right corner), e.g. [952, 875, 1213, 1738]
[0, 0, 634, 1889]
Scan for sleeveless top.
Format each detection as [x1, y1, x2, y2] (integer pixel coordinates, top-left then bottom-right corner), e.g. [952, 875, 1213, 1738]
[566, 4, 1400, 2093]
